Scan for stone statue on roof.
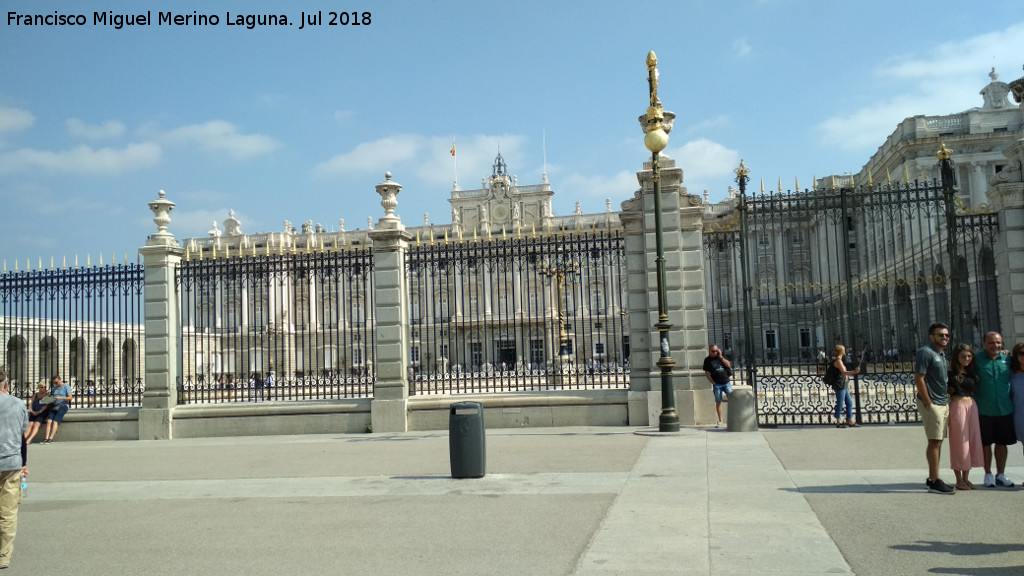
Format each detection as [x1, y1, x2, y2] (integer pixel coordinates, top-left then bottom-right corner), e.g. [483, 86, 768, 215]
[981, 68, 1011, 110]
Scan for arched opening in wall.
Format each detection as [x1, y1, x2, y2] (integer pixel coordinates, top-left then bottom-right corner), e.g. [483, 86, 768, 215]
[915, 271, 931, 345]
[895, 283, 914, 359]
[121, 339, 138, 387]
[5, 336, 28, 388]
[933, 264, 949, 327]
[955, 256, 976, 345]
[38, 336, 59, 382]
[97, 338, 114, 386]
[70, 337, 88, 384]
[978, 247, 999, 335]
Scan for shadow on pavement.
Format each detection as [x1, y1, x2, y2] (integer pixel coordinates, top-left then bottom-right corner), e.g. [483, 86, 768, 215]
[782, 482, 923, 494]
[891, 541, 1024, 556]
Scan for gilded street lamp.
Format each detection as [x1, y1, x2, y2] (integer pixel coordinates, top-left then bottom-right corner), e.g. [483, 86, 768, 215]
[539, 254, 580, 376]
[735, 161, 755, 384]
[640, 51, 679, 432]
[937, 143, 960, 341]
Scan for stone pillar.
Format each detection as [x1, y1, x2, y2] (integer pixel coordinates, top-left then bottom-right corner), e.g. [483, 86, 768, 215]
[368, 173, 413, 432]
[988, 139, 1024, 344]
[620, 156, 714, 426]
[138, 191, 186, 440]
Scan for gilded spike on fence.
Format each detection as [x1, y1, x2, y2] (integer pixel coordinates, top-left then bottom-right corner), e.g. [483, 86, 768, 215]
[444, 230, 449, 243]
[38, 258, 42, 270]
[886, 167, 892, 186]
[867, 169, 873, 187]
[252, 244, 256, 257]
[904, 165, 910, 183]
[2, 261, 5, 273]
[812, 175, 816, 191]
[124, 252, 128, 265]
[62, 256, 66, 269]
[531, 223, 536, 237]
[778, 177, 782, 194]
[831, 175, 836, 190]
[760, 178, 764, 195]
[850, 173, 855, 187]
[415, 231, 420, 245]
[87, 254, 91, 267]
[50, 257, 54, 270]
[795, 176, 800, 192]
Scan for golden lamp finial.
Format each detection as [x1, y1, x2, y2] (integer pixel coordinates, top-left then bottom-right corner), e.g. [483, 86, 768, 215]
[936, 142, 953, 162]
[646, 51, 661, 109]
[735, 160, 749, 180]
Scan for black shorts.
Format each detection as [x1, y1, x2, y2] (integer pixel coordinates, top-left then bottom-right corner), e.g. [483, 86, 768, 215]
[979, 414, 1017, 446]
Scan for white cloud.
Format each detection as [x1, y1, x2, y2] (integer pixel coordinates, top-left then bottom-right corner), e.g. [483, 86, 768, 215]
[164, 120, 279, 159]
[66, 118, 126, 140]
[0, 106, 34, 133]
[558, 171, 639, 206]
[313, 133, 528, 190]
[666, 138, 741, 186]
[733, 38, 752, 58]
[818, 22, 1024, 152]
[0, 142, 161, 174]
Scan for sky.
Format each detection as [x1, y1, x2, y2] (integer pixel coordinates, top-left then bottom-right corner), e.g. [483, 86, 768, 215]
[1, 0, 1022, 269]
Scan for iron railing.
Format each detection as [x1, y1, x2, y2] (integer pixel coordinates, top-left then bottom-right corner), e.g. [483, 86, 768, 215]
[0, 262, 145, 407]
[704, 177, 1000, 425]
[176, 249, 376, 404]
[405, 231, 629, 394]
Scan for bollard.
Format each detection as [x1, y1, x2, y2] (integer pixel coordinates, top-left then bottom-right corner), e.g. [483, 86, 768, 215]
[726, 385, 758, 432]
[449, 401, 486, 478]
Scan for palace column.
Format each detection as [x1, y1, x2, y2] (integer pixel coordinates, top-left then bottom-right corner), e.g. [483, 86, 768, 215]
[988, 139, 1024, 344]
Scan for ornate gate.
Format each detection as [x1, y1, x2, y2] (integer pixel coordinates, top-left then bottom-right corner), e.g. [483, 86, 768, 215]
[704, 155, 1000, 426]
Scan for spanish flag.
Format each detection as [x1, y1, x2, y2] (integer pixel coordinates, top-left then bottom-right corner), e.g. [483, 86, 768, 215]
[450, 141, 456, 157]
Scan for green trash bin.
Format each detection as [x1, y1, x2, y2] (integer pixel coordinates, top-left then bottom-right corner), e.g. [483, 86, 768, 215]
[449, 401, 486, 478]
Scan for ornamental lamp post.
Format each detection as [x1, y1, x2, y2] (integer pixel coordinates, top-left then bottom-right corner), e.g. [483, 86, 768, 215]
[937, 142, 960, 343]
[639, 51, 679, 432]
[735, 161, 756, 385]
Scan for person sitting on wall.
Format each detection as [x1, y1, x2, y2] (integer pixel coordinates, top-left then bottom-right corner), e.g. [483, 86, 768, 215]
[43, 375, 73, 444]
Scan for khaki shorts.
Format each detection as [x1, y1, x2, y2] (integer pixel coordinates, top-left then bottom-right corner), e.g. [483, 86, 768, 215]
[916, 397, 949, 441]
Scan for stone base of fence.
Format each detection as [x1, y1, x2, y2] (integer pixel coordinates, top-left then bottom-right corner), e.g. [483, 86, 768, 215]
[408, 390, 630, 429]
[642, 389, 719, 428]
[43, 408, 141, 442]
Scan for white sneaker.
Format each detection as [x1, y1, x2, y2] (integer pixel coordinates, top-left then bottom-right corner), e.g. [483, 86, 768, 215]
[984, 473, 996, 487]
[995, 473, 1014, 487]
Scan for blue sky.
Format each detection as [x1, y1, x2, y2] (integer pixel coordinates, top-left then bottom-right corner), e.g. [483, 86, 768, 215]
[1, 0, 1022, 268]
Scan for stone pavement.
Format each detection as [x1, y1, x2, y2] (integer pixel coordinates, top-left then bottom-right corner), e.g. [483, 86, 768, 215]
[10, 424, 1024, 575]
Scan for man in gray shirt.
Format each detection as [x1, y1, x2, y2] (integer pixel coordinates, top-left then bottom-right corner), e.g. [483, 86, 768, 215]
[0, 369, 29, 569]
[914, 323, 954, 494]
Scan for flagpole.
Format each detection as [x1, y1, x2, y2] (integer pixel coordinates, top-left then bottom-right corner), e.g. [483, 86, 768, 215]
[451, 139, 459, 189]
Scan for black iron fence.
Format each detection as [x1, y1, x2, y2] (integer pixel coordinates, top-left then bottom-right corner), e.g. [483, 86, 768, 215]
[0, 262, 145, 407]
[704, 174, 1000, 425]
[405, 231, 629, 394]
[176, 249, 376, 404]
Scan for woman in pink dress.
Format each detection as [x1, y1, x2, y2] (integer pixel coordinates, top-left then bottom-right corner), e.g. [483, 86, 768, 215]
[947, 343, 983, 490]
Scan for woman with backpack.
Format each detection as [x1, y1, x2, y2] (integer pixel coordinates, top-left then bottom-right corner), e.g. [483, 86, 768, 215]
[829, 345, 861, 428]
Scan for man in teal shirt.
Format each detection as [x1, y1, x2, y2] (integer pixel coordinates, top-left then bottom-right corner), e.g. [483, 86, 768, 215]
[975, 332, 1015, 488]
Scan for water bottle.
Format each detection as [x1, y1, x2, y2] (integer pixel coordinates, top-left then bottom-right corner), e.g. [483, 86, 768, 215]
[20, 471, 27, 498]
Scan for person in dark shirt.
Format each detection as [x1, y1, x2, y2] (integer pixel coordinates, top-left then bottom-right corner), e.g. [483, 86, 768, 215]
[946, 343, 983, 490]
[702, 344, 732, 427]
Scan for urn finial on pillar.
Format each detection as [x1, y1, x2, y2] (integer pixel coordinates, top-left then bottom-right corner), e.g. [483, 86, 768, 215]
[147, 190, 178, 246]
[375, 172, 404, 230]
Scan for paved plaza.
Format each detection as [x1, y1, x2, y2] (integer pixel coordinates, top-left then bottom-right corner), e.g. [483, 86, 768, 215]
[11, 424, 1024, 575]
